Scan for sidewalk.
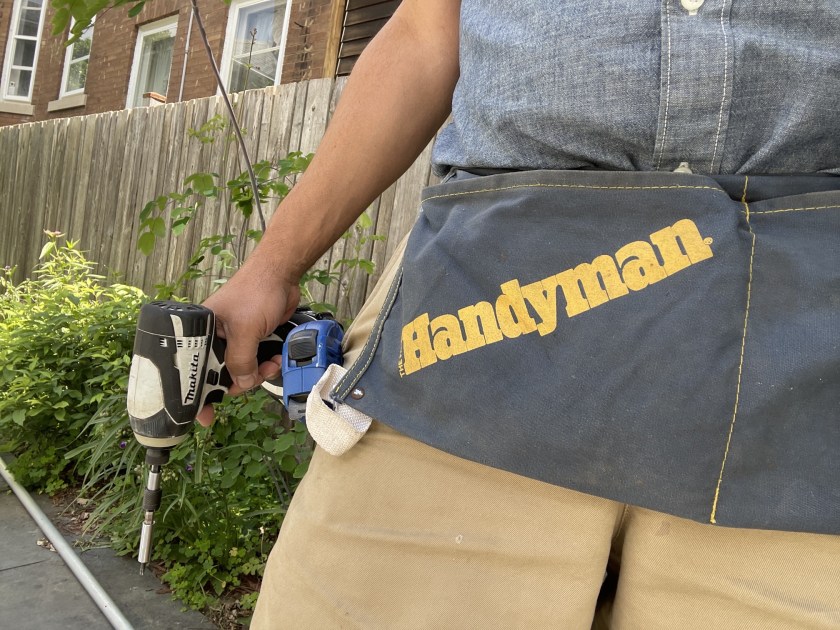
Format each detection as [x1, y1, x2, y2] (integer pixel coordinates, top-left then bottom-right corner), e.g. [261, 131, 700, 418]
[0, 470, 216, 630]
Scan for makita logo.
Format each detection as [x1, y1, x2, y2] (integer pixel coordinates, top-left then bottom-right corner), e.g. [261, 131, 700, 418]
[183, 353, 201, 404]
[399, 218, 714, 376]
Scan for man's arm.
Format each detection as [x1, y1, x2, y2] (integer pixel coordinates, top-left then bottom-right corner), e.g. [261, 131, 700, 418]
[199, 0, 461, 414]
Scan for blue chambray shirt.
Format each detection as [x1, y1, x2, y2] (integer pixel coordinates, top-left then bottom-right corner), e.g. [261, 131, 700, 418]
[432, 0, 840, 176]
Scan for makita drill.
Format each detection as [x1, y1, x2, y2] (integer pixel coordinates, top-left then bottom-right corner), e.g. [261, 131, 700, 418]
[126, 300, 318, 575]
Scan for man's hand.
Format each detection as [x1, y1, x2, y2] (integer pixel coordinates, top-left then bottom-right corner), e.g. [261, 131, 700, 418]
[197, 253, 301, 427]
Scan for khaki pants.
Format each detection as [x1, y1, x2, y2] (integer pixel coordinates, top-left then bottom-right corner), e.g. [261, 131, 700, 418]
[251, 237, 840, 629]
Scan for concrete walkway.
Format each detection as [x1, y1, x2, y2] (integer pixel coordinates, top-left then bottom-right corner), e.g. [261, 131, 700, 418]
[0, 469, 215, 630]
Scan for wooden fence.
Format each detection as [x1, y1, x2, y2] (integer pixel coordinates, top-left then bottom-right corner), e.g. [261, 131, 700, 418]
[0, 77, 436, 320]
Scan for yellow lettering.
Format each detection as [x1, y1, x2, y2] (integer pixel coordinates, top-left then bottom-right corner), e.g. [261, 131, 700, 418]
[650, 218, 714, 275]
[521, 276, 560, 335]
[458, 302, 503, 350]
[398, 218, 714, 376]
[615, 241, 667, 291]
[430, 314, 468, 361]
[400, 313, 436, 375]
[556, 255, 628, 318]
[495, 280, 538, 338]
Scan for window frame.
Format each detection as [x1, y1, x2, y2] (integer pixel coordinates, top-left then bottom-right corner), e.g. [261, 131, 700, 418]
[125, 15, 179, 108]
[219, 0, 292, 93]
[59, 17, 95, 99]
[1, 0, 47, 103]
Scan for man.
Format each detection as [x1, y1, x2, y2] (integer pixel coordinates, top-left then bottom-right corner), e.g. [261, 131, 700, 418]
[201, 1, 840, 627]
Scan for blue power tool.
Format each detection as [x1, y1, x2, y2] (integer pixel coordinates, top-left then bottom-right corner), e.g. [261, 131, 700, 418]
[281, 319, 344, 421]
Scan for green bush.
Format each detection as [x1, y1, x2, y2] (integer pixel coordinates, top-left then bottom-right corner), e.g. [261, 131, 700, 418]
[76, 388, 311, 613]
[1, 232, 313, 620]
[0, 232, 145, 492]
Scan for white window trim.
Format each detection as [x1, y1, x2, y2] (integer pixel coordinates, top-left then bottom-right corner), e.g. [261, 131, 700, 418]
[1, 0, 47, 103]
[219, 0, 292, 93]
[59, 17, 94, 99]
[126, 15, 178, 108]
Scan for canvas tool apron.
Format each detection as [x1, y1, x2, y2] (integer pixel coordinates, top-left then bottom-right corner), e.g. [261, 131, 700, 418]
[306, 169, 840, 535]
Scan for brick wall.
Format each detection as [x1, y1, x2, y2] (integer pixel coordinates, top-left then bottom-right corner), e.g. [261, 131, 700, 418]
[283, 0, 335, 83]
[0, 0, 341, 127]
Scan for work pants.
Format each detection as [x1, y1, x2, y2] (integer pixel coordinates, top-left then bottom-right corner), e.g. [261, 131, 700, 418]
[251, 236, 840, 629]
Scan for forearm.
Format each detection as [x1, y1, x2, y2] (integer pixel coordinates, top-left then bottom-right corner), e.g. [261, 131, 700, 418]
[252, 0, 461, 284]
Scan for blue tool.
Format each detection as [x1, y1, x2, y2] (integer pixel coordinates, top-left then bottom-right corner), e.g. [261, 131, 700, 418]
[281, 319, 344, 421]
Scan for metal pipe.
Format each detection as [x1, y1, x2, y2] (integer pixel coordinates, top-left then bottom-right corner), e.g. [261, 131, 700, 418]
[0, 457, 135, 630]
[177, 7, 194, 102]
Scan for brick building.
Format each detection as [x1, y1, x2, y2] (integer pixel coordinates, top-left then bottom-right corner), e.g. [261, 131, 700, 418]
[0, 0, 399, 127]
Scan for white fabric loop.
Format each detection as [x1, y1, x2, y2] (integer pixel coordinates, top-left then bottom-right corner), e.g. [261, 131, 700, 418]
[305, 363, 373, 456]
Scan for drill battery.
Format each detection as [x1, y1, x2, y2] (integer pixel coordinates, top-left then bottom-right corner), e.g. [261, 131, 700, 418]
[281, 319, 344, 421]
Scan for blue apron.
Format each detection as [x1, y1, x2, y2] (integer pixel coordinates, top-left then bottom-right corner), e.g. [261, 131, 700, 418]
[332, 169, 840, 535]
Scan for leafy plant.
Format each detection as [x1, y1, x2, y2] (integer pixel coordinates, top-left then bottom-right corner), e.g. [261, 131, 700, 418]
[299, 210, 386, 317]
[137, 141, 384, 316]
[0, 232, 145, 492]
[137, 150, 314, 300]
[74, 388, 311, 614]
[52, 1, 149, 44]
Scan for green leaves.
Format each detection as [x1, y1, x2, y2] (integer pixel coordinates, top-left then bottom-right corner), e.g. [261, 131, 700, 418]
[0, 233, 146, 492]
[137, 232, 156, 256]
[51, 1, 144, 45]
[136, 150, 314, 298]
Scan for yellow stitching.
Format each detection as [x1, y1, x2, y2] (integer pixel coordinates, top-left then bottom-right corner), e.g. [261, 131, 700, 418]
[421, 183, 728, 206]
[750, 205, 840, 216]
[741, 176, 749, 221]
[710, 198, 754, 524]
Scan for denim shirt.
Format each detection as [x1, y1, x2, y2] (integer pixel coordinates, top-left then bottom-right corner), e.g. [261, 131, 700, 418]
[432, 0, 840, 176]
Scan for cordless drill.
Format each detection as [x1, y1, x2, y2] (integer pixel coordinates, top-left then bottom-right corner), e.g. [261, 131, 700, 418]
[126, 300, 316, 575]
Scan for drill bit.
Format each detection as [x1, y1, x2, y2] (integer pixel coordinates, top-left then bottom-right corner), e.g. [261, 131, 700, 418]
[138, 508, 156, 576]
[138, 451, 167, 575]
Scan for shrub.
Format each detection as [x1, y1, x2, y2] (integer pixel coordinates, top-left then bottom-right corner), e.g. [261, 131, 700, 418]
[0, 232, 145, 492]
[77, 388, 311, 613]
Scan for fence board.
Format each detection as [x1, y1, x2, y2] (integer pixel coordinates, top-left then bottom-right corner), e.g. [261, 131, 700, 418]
[162, 98, 205, 295]
[98, 110, 132, 275]
[194, 95, 235, 301]
[12, 124, 35, 279]
[49, 117, 78, 242]
[41, 118, 65, 235]
[0, 78, 434, 321]
[28, 122, 54, 270]
[111, 109, 145, 286]
[0, 126, 14, 265]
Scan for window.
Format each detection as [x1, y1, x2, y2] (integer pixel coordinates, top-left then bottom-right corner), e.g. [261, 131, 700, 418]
[221, 0, 292, 93]
[1, 0, 47, 101]
[126, 16, 178, 107]
[60, 18, 94, 98]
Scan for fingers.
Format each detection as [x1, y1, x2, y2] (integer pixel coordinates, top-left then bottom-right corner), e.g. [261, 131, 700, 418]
[259, 356, 282, 381]
[216, 318, 263, 392]
[196, 359, 278, 428]
[196, 405, 214, 427]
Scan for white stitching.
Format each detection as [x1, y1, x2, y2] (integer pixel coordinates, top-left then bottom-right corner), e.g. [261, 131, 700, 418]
[709, 1, 731, 173]
[655, 0, 673, 170]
